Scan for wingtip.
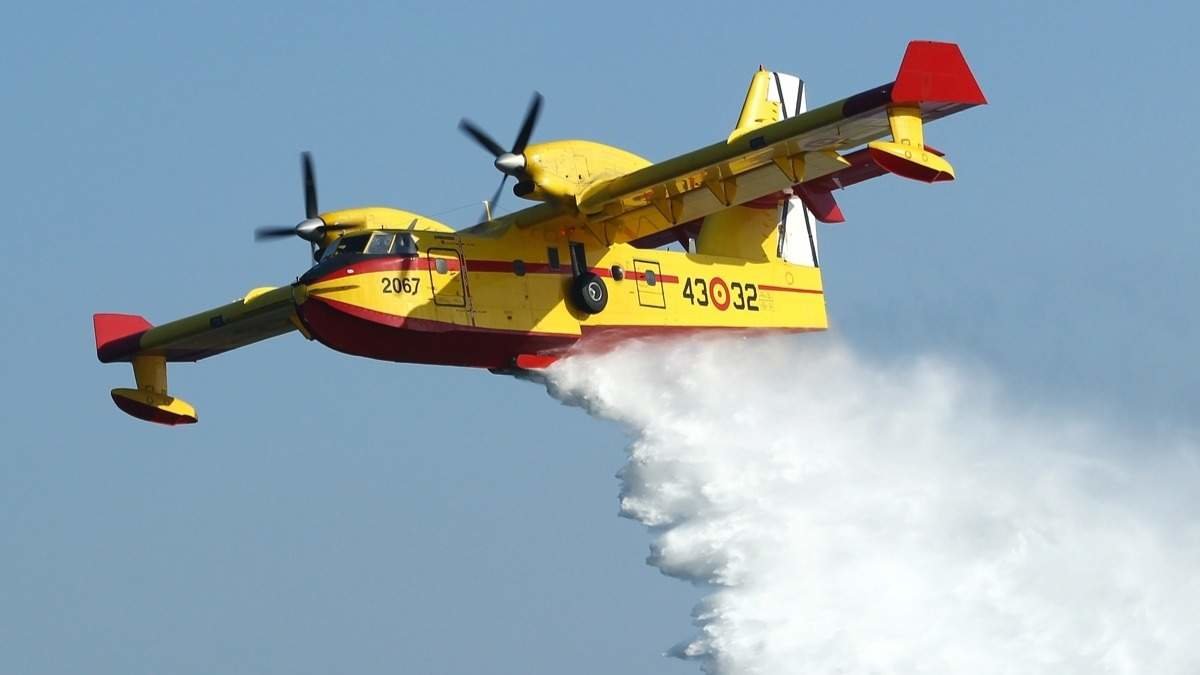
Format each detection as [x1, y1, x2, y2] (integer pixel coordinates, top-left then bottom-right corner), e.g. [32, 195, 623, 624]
[894, 40, 987, 106]
[93, 313, 153, 362]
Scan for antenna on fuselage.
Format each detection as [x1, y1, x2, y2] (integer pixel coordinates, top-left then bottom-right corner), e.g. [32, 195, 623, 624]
[482, 200, 493, 222]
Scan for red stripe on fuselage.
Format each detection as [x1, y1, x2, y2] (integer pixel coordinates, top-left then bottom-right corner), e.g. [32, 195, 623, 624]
[312, 255, 679, 284]
[758, 284, 824, 294]
[311, 256, 440, 283]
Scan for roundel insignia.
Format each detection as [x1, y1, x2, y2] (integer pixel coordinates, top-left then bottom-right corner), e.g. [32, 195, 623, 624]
[709, 277, 731, 311]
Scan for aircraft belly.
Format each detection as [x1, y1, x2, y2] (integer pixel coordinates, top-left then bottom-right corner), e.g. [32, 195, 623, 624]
[297, 295, 577, 369]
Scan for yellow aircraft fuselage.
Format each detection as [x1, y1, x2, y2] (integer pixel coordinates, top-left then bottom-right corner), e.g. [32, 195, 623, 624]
[293, 205, 826, 370]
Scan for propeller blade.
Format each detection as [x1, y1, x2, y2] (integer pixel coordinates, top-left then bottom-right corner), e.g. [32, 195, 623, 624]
[480, 175, 509, 222]
[460, 92, 543, 219]
[302, 152, 318, 219]
[253, 154, 352, 251]
[255, 226, 299, 241]
[458, 119, 506, 158]
[511, 92, 543, 154]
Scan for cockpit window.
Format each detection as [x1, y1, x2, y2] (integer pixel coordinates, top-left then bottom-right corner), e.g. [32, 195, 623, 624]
[320, 234, 370, 261]
[394, 233, 418, 257]
[319, 231, 419, 262]
[365, 232, 396, 255]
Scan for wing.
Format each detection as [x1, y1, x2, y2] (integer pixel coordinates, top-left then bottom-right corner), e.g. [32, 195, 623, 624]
[473, 40, 985, 243]
[94, 285, 305, 363]
[93, 284, 306, 425]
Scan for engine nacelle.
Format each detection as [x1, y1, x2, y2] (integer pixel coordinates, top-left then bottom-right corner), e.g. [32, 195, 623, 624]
[518, 140, 651, 204]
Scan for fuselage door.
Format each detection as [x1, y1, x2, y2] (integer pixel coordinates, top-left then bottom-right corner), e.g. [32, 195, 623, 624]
[633, 259, 666, 309]
[426, 247, 468, 307]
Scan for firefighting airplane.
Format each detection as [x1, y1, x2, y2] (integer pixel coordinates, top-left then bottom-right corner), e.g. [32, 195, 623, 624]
[93, 40, 985, 425]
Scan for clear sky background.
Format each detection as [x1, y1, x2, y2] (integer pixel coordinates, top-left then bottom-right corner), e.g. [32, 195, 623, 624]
[2, 1, 1196, 673]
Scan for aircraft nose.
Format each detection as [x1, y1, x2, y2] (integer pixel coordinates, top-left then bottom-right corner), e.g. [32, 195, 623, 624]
[298, 261, 328, 285]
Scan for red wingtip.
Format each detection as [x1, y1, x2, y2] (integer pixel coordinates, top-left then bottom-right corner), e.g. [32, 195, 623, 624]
[93, 313, 152, 363]
[892, 41, 987, 106]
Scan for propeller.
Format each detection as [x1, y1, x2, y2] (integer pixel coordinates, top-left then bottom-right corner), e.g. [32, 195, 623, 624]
[254, 152, 352, 256]
[458, 92, 543, 220]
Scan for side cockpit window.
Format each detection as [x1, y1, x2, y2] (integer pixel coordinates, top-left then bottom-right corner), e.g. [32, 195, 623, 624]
[394, 233, 418, 257]
[320, 234, 371, 261]
[365, 232, 395, 255]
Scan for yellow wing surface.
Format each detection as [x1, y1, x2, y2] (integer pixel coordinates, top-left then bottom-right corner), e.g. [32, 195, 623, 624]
[472, 40, 985, 244]
[92, 285, 306, 424]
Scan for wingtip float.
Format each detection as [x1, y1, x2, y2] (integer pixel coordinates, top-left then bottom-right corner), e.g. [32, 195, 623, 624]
[95, 314, 197, 425]
[95, 40, 985, 425]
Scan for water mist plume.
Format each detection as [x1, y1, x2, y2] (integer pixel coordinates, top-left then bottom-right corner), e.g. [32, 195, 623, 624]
[546, 336, 1200, 675]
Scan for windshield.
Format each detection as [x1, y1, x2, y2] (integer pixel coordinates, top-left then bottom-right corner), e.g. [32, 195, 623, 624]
[364, 232, 395, 254]
[319, 231, 419, 262]
[319, 234, 370, 262]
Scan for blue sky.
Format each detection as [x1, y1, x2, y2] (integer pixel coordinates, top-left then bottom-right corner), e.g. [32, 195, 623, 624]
[2, 1, 1197, 673]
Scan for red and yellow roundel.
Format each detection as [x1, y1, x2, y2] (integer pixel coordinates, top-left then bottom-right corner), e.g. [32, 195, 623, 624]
[709, 277, 731, 311]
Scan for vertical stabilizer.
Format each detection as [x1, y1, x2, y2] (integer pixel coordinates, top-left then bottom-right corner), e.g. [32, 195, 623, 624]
[755, 71, 820, 267]
[729, 70, 806, 141]
[710, 69, 820, 266]
[777, 194, 819, 267]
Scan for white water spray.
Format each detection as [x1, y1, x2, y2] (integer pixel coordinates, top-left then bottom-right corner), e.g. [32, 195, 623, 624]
[547, 336, 1200, 675]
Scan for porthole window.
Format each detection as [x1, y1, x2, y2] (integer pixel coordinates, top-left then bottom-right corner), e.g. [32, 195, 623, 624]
[435, 258, 448, 274]
[611, 265, 625, 281]
[513, 260, 526, 276]
[644, 269, 657, 286]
